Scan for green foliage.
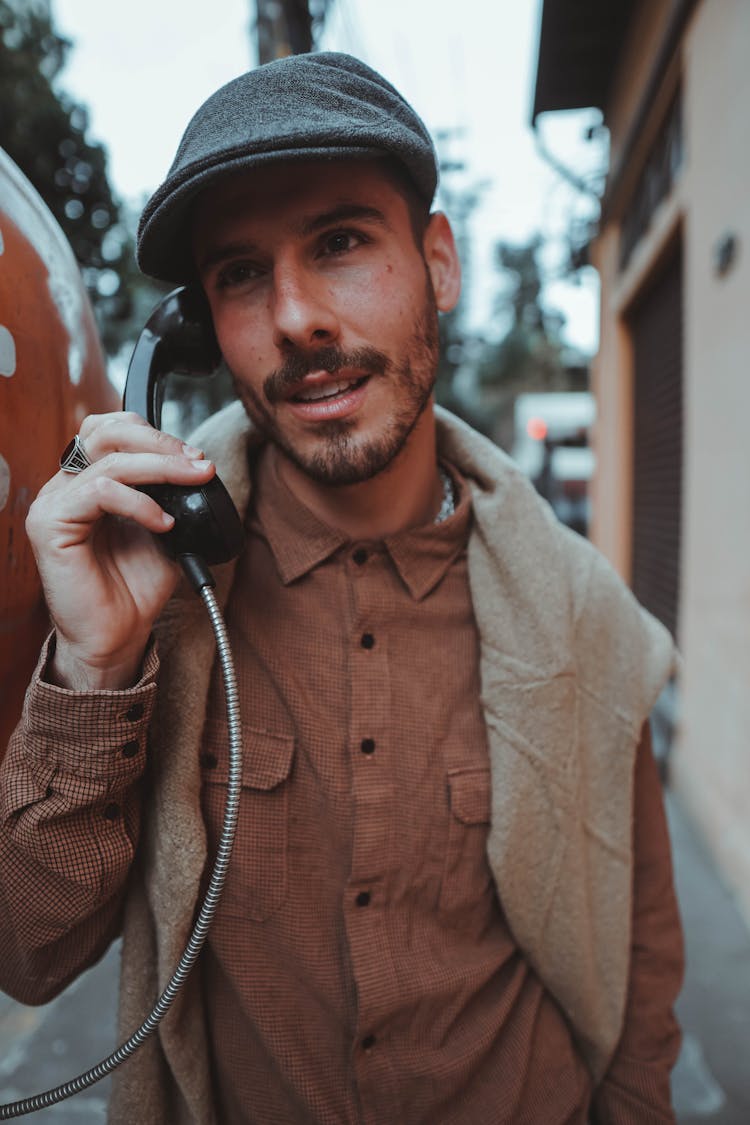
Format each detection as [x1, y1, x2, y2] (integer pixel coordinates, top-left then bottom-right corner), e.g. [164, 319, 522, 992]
[431, 138, 490, 429]
[0, 0, 136, 353]
[434, 308, 464, 411]
[473, 237, 585, 448]
[495, 238, 544, 325]
[477, 238, 567, 391]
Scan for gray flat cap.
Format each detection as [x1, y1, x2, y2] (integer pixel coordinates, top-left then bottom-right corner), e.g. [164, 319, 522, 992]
[137, 51, 438, 283]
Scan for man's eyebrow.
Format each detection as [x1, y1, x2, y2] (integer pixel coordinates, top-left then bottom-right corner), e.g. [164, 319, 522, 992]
[196, 239, 260, 276]
[298, 203, 388, 236]
[197, 205, 388, 275]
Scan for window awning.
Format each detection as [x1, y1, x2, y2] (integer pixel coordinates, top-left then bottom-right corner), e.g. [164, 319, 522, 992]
[531, 0, 635, 123]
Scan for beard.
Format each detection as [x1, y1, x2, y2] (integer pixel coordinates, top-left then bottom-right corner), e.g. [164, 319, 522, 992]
[232, 279, 440, 487]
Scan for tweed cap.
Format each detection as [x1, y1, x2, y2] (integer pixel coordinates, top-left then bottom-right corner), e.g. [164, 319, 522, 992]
[137, 51, 438, 283]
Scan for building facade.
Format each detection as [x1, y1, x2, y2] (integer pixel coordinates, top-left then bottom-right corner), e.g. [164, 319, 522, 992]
[534, 0, 750, 925]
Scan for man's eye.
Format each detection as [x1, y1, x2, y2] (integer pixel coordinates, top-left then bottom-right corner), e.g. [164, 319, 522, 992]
[215, 261, 262, 289]
[320, 230, 364, 256]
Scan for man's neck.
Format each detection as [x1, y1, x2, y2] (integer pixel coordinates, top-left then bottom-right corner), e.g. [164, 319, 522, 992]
[274, 411, 443, 541]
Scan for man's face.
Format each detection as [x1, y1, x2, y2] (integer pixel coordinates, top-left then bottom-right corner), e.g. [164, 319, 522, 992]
[192, 160, 458, 487]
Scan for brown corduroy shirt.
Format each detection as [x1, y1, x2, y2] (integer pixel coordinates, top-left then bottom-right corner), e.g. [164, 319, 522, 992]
[0, 445, 681, 1124]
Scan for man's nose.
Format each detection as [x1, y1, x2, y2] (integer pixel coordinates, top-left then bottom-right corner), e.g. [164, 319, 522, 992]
[271, 264, 339, 351]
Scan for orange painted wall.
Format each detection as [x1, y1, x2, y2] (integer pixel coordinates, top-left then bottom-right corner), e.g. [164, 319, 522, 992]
[0, 150, 118, 753]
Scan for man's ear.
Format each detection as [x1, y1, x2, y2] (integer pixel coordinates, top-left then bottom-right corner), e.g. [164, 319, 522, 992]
[423, 212, 461, 312]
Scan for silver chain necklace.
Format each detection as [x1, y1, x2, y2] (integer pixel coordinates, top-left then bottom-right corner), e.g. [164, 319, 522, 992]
[434, 466, 455, 524]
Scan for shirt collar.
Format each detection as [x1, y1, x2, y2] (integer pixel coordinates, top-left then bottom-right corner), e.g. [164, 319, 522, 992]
[250, 447, 472, 598]
[249, 447, 348, 584]
[383, 467, 472, 600]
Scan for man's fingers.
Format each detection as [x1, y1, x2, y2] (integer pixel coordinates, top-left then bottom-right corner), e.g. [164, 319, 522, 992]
[28, 455, 215, 543]
[45, 450, 214, 493]
[84, 450, 214, 485]
[76, 413, 201, 462]
[82, 476, 177, 533]
[78, 411, 150, 439]
[29, 477, 171, 542]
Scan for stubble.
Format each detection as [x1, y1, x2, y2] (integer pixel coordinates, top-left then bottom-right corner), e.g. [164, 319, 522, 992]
[233, 281, 440, 487]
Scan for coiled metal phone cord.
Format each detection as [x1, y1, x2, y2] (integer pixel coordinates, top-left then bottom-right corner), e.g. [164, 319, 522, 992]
[0, 583, 242, 1118]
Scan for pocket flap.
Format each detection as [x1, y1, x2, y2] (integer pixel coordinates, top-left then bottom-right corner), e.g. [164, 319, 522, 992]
[447, 767, 491, 825]
[205, 724, 295, 791]
[242, 728, 295, 791]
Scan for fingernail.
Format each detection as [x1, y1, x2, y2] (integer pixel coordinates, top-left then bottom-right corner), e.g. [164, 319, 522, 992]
[182, 444, 203, 458]
[190, 459, 212, 470]
[162, 511, 175, 527]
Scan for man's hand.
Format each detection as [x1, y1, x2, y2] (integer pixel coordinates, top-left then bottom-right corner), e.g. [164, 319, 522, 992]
[26, 412, 216, 691]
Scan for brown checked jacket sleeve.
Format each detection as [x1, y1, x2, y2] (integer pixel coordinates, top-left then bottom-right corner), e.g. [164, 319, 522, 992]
[0, 635, 159, 1004]
[591, 723, 684, 1124]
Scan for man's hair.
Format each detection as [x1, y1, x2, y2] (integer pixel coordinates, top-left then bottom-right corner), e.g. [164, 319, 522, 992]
[377, 157, 432, 247]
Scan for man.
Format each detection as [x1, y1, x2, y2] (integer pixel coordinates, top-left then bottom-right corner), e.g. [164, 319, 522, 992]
[0, 53, 682, 1124]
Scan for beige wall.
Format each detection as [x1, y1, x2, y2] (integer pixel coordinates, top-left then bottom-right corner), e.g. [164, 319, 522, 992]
[676, 0, 750, 926]
[591, 0, 750, 924]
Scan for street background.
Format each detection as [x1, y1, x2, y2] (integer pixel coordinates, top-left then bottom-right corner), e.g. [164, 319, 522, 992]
[1, 0, 749, 1119]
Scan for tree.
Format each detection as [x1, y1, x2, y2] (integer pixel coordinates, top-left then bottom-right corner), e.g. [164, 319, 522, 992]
[430, 131, 491, 428]
[473, 236, 587, 448]
[479, 237, 567, 388]
[0, 0, 136, 353]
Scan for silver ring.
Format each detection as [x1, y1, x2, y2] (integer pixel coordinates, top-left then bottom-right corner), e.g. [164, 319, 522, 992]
[59, 434, 92, 474]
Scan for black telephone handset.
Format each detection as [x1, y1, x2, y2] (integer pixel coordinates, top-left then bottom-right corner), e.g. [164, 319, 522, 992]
[123, 287, 244, 584]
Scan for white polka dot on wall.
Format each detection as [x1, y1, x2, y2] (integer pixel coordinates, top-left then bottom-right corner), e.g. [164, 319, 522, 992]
[0, 325, 15, 377]
[0, 230, 9, 507]
[0, 454, 9, 512]
[0, 227, 10, 375]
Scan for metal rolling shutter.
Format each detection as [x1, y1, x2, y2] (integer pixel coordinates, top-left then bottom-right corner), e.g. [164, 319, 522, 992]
[628, 244, 683, 639]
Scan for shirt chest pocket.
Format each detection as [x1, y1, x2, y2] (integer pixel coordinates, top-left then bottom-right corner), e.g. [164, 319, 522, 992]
[202, 727, 295, 923]
[439, 766, 493, 916]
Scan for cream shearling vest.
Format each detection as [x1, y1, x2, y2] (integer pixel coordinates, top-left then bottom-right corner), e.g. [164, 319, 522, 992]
[111, 403, 676, 1124]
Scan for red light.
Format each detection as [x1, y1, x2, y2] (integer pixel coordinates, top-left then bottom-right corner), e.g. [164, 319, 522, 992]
[527, 417, 548, 441]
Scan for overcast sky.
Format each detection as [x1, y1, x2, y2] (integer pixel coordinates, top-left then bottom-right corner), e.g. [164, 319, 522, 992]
[52, 0, 600, 351]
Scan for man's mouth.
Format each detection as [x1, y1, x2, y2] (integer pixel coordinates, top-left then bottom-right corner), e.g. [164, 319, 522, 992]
[290, 376, 370, 403]
[280, 370, 374, 423]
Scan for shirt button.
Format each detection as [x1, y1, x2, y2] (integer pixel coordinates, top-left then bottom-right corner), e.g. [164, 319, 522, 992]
[122, 739, 139, 759]
[360, 738, 376, 755]
[124, 703, 144, 722]
[103, 802, 120, 821]
[360, 633, 375, 649]
[352, 548, 368, 566]
[361, 1034, 376, 1051]
[356, 891, 371, 907]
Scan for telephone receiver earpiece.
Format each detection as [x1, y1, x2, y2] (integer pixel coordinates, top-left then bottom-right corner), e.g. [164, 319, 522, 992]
[123, 287, 244, 570]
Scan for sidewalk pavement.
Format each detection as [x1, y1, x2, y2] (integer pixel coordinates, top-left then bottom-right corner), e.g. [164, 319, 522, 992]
[668, 791, 750, 1123]
[0, 945, 116, 1121]
[0, 790, 748, 1122]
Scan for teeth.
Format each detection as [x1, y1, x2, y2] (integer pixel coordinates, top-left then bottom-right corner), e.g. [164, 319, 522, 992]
[295, 379, 358, 402]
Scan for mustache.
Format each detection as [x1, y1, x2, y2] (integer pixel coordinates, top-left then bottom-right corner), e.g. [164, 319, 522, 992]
[264, 346, 390, 404]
